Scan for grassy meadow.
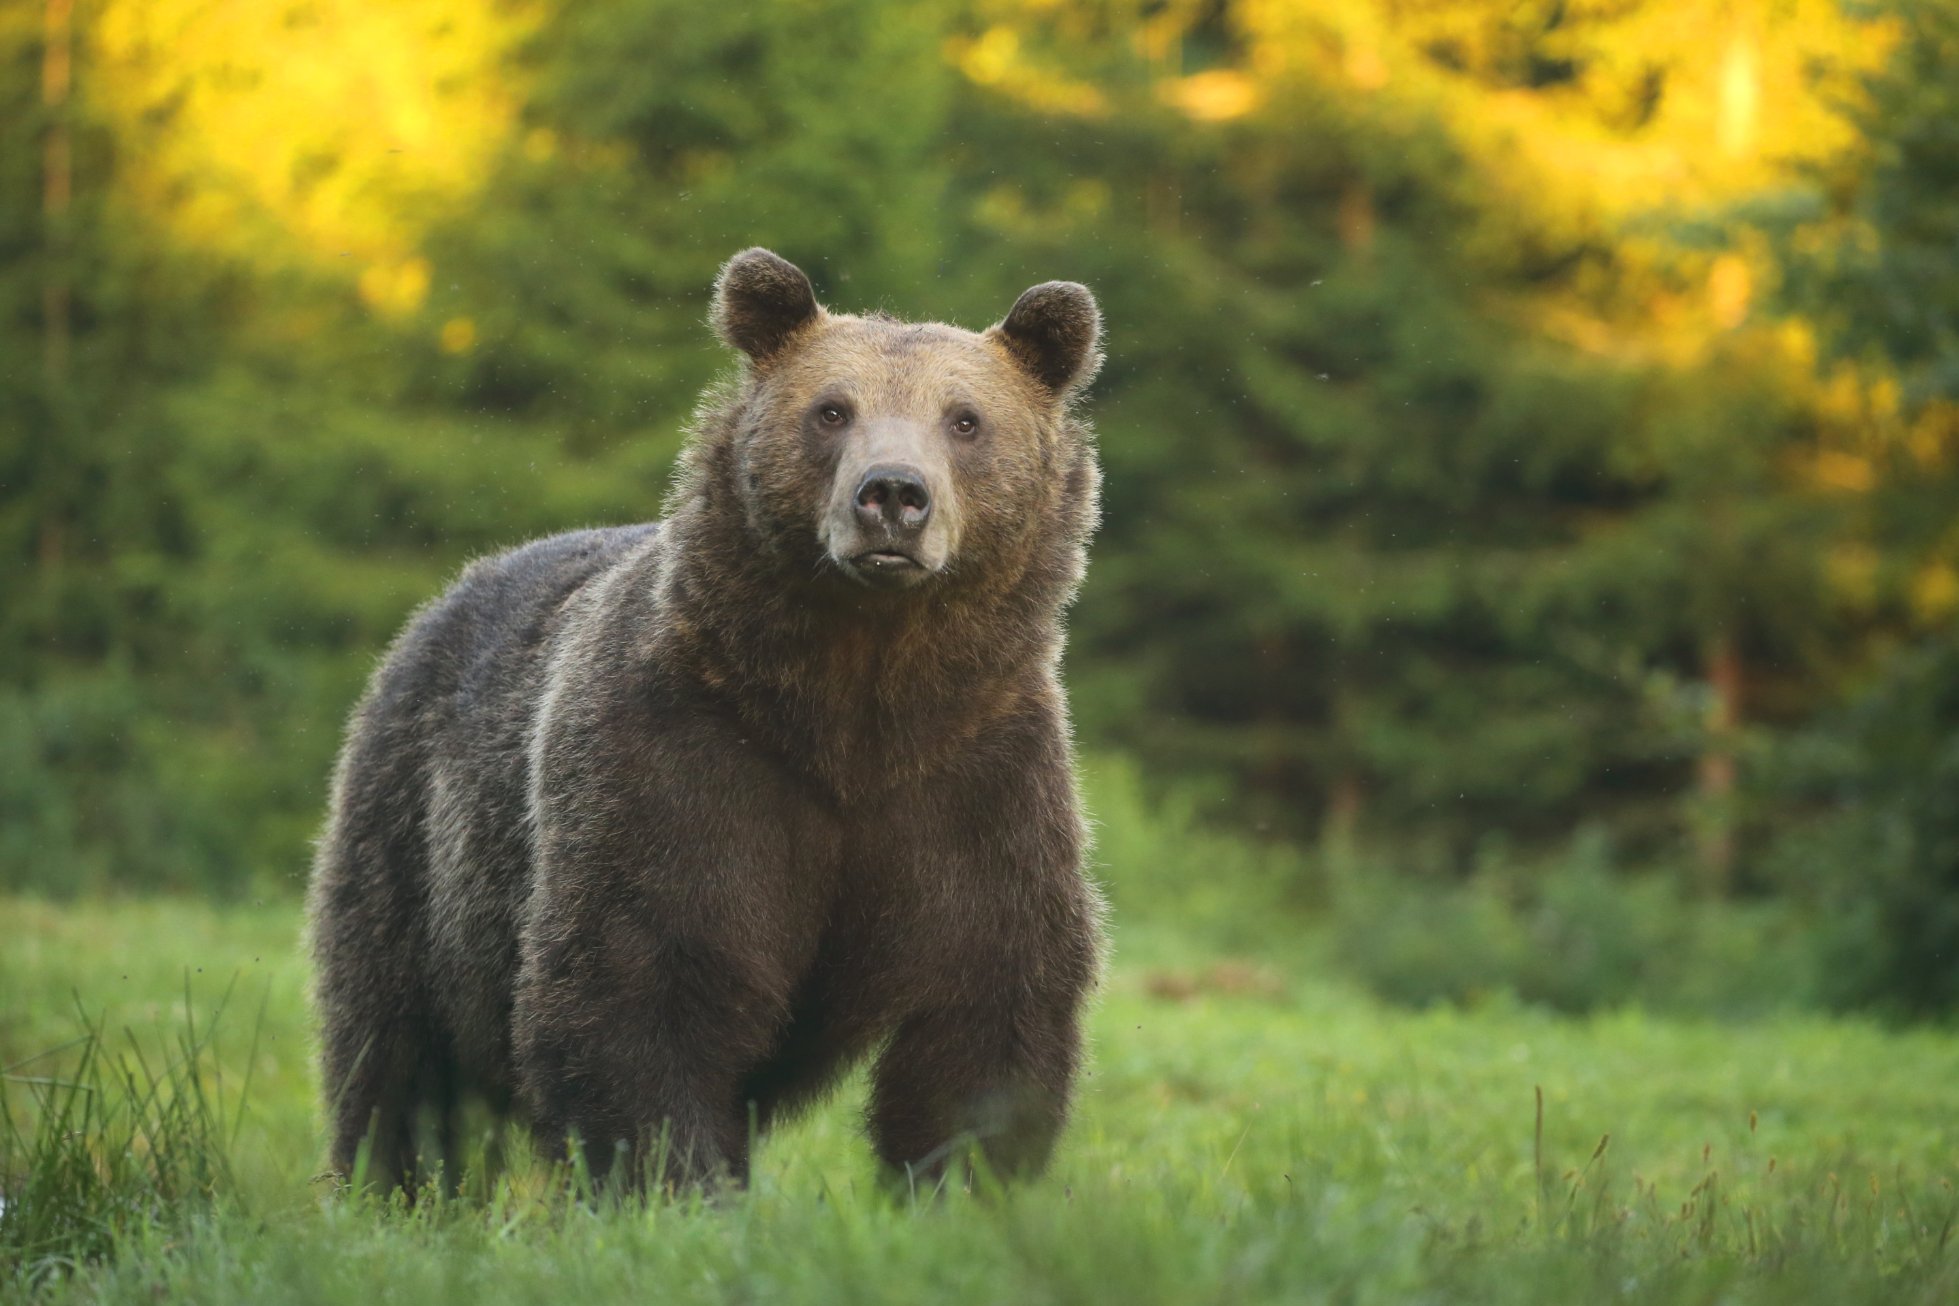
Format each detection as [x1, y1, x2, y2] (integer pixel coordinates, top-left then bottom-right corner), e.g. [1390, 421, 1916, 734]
[3, 894, 1956, 1305]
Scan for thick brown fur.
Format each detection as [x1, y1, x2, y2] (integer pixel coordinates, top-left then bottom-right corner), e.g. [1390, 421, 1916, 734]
[306, 249, 1107, 1195]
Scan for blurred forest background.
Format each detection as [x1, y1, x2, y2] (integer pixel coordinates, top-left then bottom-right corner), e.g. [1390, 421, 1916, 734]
[4, 0, 1956, 1017]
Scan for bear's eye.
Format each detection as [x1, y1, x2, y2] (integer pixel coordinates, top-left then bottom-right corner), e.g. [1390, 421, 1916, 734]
[949, 413, 981, 440]
[816, 403, 850, 428]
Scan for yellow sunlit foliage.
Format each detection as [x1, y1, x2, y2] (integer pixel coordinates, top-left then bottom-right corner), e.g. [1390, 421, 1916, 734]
[1708, 255, 1752, 331]
[1912, 562, 1959, 624]
[1161, 69, 1262, 122]
[1227, 0, 1892, 218]
[958, 0, 1893, 395]
[948, 26, 1109, 117]
[438, 316, 478, 355]
[1810, 365, 1930, 470]
[1826, 544, 1881, 611]
[1908, 403, 1958, 469]
[90, 0, 540, 296]
[357, 257, 432, 319]
[1810, 449, 1877, 494]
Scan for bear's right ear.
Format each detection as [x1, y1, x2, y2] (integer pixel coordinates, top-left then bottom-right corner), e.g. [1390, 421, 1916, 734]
[711, 248, 824, 362]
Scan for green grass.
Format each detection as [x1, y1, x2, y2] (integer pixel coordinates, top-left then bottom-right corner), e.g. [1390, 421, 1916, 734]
[2, 897, 1956, 1304]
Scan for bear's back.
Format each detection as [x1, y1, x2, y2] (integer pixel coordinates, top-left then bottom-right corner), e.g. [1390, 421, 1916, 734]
[439, 524, 660, 711]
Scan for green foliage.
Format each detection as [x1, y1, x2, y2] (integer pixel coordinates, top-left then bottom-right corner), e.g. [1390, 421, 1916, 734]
[1327, 849, 1827, 1016]
[1094, 759, 1836, 1017]
[1763, 630, 1959, 1017]
[1084, 754, 1301, 941]
[4, 898, 1958, 1303]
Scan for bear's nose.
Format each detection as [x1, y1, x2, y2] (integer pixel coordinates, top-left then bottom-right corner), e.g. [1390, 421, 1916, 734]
[853, 465, 932, 534]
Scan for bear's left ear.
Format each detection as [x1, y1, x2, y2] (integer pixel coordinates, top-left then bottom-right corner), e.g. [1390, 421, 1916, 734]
[712, 248, 824, 362]
[988, 280, 1103, 396]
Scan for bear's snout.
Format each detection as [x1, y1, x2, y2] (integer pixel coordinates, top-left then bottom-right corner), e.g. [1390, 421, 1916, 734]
[823, 417, 958, 589]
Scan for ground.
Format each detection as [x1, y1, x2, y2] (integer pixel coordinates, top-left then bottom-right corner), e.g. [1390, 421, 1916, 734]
[2, 896, 1955, 1303]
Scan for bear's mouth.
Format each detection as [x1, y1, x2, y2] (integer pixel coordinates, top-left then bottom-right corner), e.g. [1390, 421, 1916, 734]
[842, 549, 931, 589]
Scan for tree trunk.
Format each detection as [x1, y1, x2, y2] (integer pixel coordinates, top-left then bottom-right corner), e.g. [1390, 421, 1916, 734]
[1696, 633, 1743, 895]
[43, 0, 73, 384]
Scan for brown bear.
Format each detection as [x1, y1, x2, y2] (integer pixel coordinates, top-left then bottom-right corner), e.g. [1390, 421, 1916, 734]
[305, 248, 1107, 1195]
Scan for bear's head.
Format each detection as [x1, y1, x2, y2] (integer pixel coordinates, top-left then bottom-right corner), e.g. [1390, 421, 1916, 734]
[696, 248, 1101, 599]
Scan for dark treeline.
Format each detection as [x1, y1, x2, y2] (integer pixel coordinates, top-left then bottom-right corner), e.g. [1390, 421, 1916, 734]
[3, 0, 1955, 1009]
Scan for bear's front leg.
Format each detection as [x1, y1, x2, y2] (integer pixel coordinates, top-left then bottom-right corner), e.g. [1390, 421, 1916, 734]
[516, 654, 830, 1194]
[869, 994, 1087, 1192]
[513, 910, 784, 1191]
[865, 712, 1104, 1192]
